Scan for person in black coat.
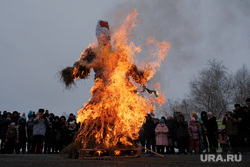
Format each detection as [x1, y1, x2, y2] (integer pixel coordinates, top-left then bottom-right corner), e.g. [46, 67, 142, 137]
[61, 122, 71, 149]
[52, 116, 62, 153]
[166, 116, 176, 154]
[0, 112, 12, 153]
[233, 104, 246, 153]
[44, 124, 53, 154]
[201, 111, 208, 153]
[206, 112, 218, 153]
[175, 113, 188, 154]
[245, 98, 250, 148]
[17, 117, 27, 154]
[143, 114, 155, 152]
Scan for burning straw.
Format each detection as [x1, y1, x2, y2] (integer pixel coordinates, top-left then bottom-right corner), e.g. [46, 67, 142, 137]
[60, 60, 91, 88]
[60, 67, 75, 88]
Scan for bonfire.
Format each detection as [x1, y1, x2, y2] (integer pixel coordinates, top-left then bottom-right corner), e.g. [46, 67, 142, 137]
[60, 9, 170, 158]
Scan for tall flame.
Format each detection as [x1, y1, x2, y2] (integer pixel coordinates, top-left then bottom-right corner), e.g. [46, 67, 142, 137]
[75, 9, 170, 149]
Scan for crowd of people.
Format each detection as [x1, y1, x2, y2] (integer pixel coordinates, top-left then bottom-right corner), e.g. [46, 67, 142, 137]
[0, 98, 250, 155]
[139, 98, 250, 154]
[0, 109, 79, 154]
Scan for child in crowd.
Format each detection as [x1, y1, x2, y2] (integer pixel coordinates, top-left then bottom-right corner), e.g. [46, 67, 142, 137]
[155, 118, 169, 154]
[188, 118, 199, 154]
[218, 129, 229, 154]
[5, 122, 18, 154]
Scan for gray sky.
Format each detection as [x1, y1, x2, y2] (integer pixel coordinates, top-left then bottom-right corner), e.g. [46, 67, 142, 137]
[1, 0, 249, 117]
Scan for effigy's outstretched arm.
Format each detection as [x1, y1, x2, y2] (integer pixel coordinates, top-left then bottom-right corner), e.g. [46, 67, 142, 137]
[60, 47, 96, 88]
[128, 64, 158, 97]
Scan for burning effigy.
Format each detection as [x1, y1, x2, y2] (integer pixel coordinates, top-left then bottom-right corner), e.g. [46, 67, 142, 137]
[60, 9, 170, 158]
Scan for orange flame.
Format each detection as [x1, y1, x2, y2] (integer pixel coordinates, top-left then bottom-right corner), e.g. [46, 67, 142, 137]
[114, 150, 121, 156]
[96, 150, 103, 156]
[75, 9, 170, 149]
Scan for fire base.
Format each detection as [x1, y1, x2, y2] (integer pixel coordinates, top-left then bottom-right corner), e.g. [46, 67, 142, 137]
[79, 148, 141, 159]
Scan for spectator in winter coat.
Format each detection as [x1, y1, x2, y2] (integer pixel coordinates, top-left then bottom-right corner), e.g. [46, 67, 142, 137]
[222, 111, 238, 153]
[5, 122, 18, 154]
[245, 98, 250, 147]
[61, 122, 71, 149]
[206, 112, 218, 153]
[175, 113, 188, 154]
[143, 114, 156, 152]
[165, 116, 175, 154]
[188, 118, 199, 153]
[218, 129, 229, 154]
[52, 116, 62, 153]
[17, 117, 27, 154]
[26, 112, 33, 153]
[32, 108, 50, 154]
[233, 104, 246, 152]
[138, 125, 145, 153]
[68, 120, 77, 143]
[201, 111, 208, 153]
[0, 112, 12, 153]
[155, 118, 169, 154]
[44, 124, 53, 154]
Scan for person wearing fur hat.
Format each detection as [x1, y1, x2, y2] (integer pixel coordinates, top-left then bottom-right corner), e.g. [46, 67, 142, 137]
[188, 118, 199, 154]
[155, 118, 169, 154]
[175, 113, 188, 154]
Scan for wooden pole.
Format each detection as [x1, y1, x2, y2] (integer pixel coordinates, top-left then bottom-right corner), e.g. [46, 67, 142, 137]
[136, 144, 165, 158]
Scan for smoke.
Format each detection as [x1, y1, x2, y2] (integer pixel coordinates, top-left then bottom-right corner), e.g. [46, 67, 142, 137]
[108, 0, 250, 103]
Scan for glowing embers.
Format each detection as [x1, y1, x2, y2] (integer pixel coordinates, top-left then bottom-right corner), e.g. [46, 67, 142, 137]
[79, 148, 141, 159]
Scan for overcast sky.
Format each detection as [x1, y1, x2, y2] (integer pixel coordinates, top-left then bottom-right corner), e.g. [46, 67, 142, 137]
[1, 0, 249, 118]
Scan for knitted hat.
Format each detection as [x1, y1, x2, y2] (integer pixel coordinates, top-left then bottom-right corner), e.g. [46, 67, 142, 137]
[192, 113, 197, 117]
[190, 118, 196, 122]
[159, 118, 165, 123]
[28, 110, 33, 117]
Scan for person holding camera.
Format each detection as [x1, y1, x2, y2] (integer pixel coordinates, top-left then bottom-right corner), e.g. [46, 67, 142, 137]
[32, 108, 51, 154]
[222, 111, 238, 154]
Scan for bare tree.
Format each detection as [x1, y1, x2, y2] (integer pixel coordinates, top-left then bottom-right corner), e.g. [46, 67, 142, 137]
[162, 97, 195, 120]
[189, 60, 233, 119]
[232, 64, 250, 105]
